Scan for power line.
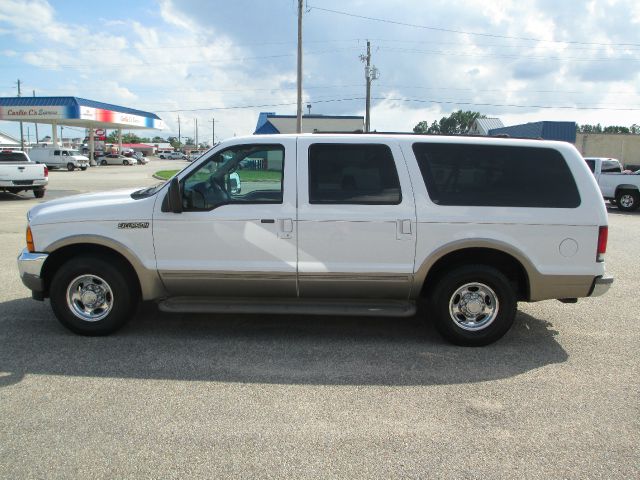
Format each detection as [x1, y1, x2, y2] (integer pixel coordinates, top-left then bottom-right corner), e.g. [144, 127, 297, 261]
[378, 46, 639, 62]
[152, 96, 640, 113]
[308, 5, 640, 47]
[0, 47, 361, 69]
[366, 38, 640, 52]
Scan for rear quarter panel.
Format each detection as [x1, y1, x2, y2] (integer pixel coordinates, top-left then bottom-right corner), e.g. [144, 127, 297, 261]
[399, 138, 608, 300]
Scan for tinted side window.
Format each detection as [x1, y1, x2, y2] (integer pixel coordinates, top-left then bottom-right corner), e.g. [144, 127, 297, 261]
[308, 144, 401, 205]
[585, 159, 595, 172]
[601, 160, 622, 173]
[413, 143, 581, 208]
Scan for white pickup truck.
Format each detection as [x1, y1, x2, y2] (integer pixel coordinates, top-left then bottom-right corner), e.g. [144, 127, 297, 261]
[18, 135, 612, 346]
[0, 149, 48, 198]
[584, 157, 640, 211]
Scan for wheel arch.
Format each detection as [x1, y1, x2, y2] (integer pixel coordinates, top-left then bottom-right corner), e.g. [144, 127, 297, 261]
[614, 184, 639, 194]
[41, 236, 165, 300]
[414, 240, 534, 302]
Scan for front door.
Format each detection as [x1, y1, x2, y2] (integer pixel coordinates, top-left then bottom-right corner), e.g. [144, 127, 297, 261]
[153, 139, 297, 297]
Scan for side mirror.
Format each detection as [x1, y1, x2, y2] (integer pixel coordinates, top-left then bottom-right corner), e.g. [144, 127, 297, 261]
[168, 177, 183, 213]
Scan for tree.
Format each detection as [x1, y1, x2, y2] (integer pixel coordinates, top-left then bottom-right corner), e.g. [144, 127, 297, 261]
[577, 124, 639, 134]
[603, 126, 630, 134]
[414, 110, 485, 135]
[167, 136, 182, 148]
[105, 132, 145, 144]
[151, 136, 165, 143]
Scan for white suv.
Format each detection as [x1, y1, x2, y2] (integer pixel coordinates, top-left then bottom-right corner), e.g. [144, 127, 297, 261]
[17, 134, 612, 345]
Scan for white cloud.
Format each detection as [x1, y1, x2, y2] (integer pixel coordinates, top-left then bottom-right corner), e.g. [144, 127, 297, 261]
[0, 0, 638, 141]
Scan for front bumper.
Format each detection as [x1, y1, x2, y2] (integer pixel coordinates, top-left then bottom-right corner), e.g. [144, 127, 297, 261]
[17, 248, 48, 294]
[589, 275, 614, 297]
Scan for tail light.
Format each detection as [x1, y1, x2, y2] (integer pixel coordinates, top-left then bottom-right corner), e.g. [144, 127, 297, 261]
[597, 226, 608, 262]
[44, 166, 49, 177]
[26, 226, 35, 253]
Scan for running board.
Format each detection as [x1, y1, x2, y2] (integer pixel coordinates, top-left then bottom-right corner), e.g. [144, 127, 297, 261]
[158, 297, 416, 317]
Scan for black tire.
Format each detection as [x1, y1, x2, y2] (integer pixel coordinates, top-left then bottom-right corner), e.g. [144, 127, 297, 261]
[100, 160, 108, 166]
[33, 188, 45, 198]
[80, 167, 87, 171]
[428, 265, 517, 346]
[67, 163, 75, 171]
[49, 256, 138, 336]
[615, 190, 640, 212]
[123, 160, 129, 166]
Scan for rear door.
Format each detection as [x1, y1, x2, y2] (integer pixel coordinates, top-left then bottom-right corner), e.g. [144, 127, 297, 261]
[296, 137, 417, 299]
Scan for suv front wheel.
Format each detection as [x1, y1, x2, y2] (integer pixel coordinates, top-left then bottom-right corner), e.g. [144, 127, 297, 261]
[49, 256, 138, 336]
[429, 265, 517, 346]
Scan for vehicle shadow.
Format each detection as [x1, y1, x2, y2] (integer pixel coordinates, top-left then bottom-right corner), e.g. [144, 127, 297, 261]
[606, 205, 640, 216]
[0, 298, 568, 388]
[0, 192, 30, 201]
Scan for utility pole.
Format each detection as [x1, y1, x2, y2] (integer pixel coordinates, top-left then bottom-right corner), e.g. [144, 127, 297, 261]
[360, 40, 379, 132]
[194, 117, 198, 150]
[16, 79, 24, 151]
[296, 0, 303, 133]
[209, 117, 215, 145]
[33, 90, 39, 144]
[177, 115, 181, 147]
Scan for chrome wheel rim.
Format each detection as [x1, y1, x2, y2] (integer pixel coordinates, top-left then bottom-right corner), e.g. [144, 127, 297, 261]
[449, 282, 499, 331]
[66, 274, 114, 322]
[620, 194, 634, 208]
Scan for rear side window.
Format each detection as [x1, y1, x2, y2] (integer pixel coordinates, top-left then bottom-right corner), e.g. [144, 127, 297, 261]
[413, 143, 581, 208]
[601, 160, 622, 173]
[308, 144, 401, 204]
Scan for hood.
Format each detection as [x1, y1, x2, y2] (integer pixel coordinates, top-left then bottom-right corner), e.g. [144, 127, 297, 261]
[28, 188, 158, 225]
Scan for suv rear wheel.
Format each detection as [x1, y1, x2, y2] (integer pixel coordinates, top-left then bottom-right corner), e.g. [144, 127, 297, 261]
[49, 256, 138, 336]
[429, 265, 517, 346]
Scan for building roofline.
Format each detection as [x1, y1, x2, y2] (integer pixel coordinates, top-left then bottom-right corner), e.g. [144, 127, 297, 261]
[0, 96, 161, 120]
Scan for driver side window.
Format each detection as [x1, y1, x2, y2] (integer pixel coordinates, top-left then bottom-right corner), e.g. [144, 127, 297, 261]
[181, 144, 285, 211]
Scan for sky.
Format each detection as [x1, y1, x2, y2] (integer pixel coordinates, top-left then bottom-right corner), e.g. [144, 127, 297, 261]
[0, 0, 639, 143]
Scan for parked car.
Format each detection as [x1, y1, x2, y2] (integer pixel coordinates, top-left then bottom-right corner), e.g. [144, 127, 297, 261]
[29, 147, 89, 171]
[133, 152, 148, 165]
[18, 134, 612, 346]
[0, 149, 48, 198]
[98, 154, 136, 166]
[584, 157, 640, 211]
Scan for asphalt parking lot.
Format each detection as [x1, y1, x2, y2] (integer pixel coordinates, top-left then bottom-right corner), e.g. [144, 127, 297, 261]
[0, 161, 638, 479]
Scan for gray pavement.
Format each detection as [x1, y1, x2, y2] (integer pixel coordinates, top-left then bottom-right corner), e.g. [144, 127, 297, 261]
[0, 162, 638, 479]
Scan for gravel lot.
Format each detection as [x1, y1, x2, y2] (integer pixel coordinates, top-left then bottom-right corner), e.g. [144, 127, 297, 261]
[1, 160, 638, 479]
